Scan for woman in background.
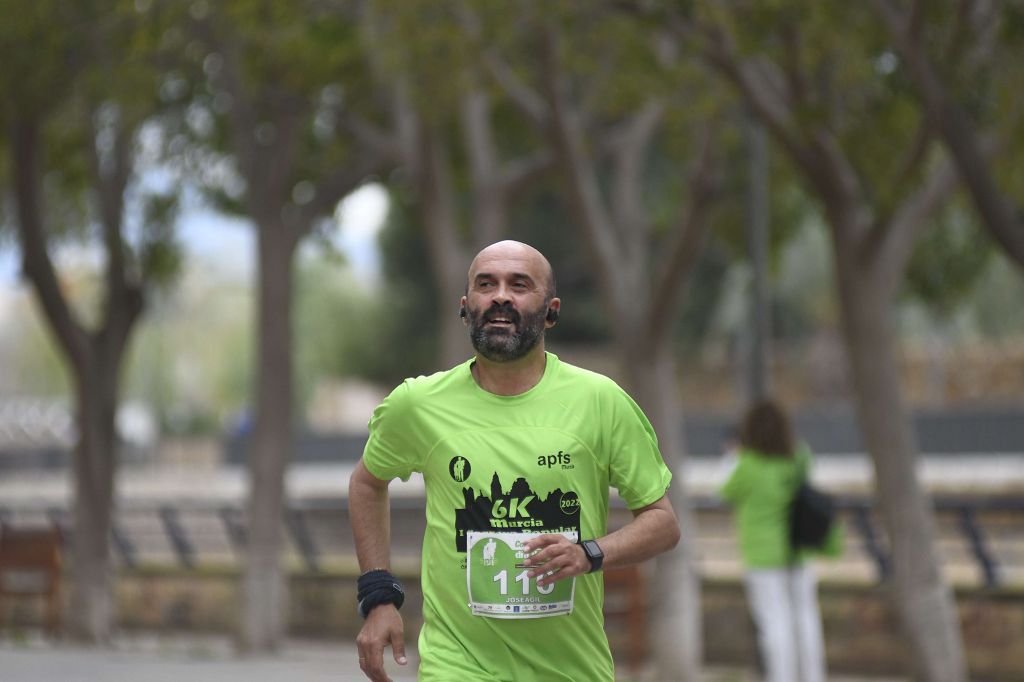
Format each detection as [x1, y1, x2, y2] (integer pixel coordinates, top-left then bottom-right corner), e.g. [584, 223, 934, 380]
[719, 399, 840, 682]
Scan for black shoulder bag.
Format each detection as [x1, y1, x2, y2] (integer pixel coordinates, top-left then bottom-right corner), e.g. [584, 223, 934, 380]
[789, 477, 836, 551]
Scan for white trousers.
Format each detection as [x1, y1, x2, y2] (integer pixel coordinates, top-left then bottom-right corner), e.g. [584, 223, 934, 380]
[744, 564, 826, 682]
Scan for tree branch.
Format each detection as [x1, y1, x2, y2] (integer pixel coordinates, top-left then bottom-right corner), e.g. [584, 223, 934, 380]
[298, 150, 389, 231]
[191, 18, 259, 175]
[482, 49, 548, 128]
[87, 108, 136, 323]
[538, 29, 630, 316]
[873, 0, 1024, 268]
[872, 154, 961, 295]
[886, 115, 935, 200]
[500, 150, 554, 200]
[646, 127, 718, 345]
[341, 111, 402, 162]
[780, 21, 810, 113]
[696, 23, 816, 177]
[10, 118, 89, 371]
[610, 100, 664, 254]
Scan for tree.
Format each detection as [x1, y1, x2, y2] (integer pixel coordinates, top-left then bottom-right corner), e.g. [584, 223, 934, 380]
[684, 4, 967, 679]
[482, 6, 726, 678]
[177, 1, 394, 650]
[872, 0, 1024, 269]
[1, 0, 182, 641]
[361, 1, 553, 369]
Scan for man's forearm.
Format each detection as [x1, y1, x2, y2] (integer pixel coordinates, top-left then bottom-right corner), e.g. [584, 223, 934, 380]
[349, 461, 394, 572]
[596, 496, 680, 570]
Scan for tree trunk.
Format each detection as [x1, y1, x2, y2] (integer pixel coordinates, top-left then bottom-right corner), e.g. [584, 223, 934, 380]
[697, 17, 966, 677]
[67, 360, 119, 643]
[242, 223, 299, 651]
[416, 120, 472, 369]
[620, 341, 702, 681]
[12, 115, 142, 644]
[832, 228, 966, 682]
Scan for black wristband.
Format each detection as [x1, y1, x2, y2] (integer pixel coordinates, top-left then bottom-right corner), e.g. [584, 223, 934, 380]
[357, 569, 405, 619]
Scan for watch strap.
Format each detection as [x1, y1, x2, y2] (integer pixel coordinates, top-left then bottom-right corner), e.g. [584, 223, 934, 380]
[579, 539, 604, 573]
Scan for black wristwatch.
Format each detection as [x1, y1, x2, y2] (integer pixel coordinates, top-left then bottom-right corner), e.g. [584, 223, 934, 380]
[579, 539, 604, 574]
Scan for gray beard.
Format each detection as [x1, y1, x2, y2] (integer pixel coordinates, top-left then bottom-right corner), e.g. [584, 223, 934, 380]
[467, 303, 547, 362]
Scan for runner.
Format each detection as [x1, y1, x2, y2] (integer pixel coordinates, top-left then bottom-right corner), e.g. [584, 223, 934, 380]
[349, 240, 680, 682]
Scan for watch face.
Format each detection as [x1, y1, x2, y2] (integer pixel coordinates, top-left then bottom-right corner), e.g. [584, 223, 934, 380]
[581, 540, 604, 573]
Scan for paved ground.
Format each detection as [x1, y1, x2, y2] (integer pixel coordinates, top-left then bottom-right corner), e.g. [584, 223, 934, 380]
[0, 634, 908, 682]
[0, 635, 416, 682]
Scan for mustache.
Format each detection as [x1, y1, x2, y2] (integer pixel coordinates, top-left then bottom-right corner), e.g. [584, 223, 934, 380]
[481, 303, 521, 324]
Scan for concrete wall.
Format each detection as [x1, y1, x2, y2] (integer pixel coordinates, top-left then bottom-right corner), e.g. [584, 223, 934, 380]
[702, 579, 1024, 681]
[4, 569, 1020, 680]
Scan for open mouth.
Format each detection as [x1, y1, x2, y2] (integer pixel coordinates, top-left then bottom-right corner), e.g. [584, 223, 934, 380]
[483, 313, 517, 330]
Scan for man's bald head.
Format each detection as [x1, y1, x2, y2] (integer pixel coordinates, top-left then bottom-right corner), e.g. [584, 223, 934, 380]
[467, 240, 556, 299]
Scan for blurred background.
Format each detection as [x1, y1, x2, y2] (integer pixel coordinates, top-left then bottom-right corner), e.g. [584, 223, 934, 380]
[1, 1, 1022, 680]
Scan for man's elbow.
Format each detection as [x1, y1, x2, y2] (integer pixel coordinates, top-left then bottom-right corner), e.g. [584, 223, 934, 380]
[664, 515, 681, 552]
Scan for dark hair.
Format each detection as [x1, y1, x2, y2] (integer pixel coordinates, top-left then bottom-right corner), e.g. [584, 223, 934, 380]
[545, 269, 557, 301]
[739, 399, 794, 458]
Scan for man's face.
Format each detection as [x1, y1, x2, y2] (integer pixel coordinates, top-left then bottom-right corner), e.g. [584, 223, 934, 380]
[463, 244, 556, 363]
[466, 297, 549, 362]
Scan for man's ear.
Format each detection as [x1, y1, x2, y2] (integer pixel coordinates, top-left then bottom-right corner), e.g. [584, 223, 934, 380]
[544, 298, 561, 328]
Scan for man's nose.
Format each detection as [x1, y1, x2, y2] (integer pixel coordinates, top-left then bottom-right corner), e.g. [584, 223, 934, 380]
[491, 283, 513, 304]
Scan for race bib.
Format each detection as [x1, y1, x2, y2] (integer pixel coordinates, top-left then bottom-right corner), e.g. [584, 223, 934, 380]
[466, 530, 577, 619]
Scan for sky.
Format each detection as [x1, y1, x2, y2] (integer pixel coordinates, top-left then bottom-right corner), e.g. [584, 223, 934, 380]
[0, 183, 389, 309]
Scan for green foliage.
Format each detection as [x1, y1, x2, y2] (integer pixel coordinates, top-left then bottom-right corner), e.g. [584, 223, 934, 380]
[369, 0, 481, 117]
[0, 0, 85, 120]
[969, 254, 1024, 338]
[699, 1, 932, 212]
[508, 186, 611, 344]
[673, 240, 733, 349]
[158, 0, 382, 220]
[371, 190, 442, 379]
[903, 205, 995, 318]
[1, 0, 188, 321]
[121, 275, 253, 435]
[5, 298, 73, 396]
[139, 192, 184, 287]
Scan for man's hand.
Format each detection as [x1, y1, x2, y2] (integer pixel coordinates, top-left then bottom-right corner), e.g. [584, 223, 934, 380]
[356, 604, 407, 682]
[521, 534, 591, 587]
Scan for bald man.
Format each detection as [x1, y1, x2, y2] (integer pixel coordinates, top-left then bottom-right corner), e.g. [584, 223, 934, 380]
[350, 241, 680, 682]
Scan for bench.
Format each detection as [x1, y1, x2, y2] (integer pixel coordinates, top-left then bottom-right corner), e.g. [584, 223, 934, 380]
[0, 524, 62, 634]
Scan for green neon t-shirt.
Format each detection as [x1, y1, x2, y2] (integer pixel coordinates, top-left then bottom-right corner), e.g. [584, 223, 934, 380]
[718, 447, 809, 567]
[362, 352, 672, 681]
[718, 445, 843, 567]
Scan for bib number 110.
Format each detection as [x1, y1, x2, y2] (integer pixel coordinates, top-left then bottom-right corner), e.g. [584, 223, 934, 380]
[492, 569, 555, 595]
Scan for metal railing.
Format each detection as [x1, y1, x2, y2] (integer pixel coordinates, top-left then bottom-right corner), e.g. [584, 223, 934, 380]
[2, 495, 1022, 588]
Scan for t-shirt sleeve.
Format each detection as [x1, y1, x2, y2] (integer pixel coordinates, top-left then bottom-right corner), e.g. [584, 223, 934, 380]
[718, 456, 748, 503]
[605, 385, 673, 510]
[361, 381, 422, 482]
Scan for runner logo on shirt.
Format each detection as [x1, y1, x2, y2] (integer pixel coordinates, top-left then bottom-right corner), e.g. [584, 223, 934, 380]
[449, 456, 471, 482]
[453, 471, 580, 552]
